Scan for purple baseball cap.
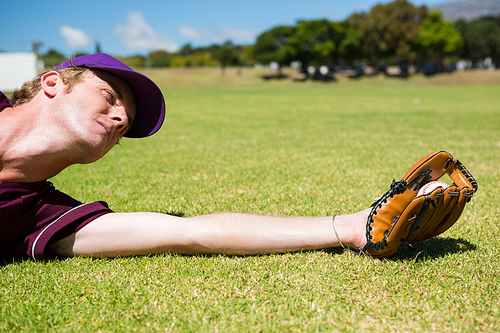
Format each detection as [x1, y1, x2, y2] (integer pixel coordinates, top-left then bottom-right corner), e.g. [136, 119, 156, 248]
[53, 53, 165, 138]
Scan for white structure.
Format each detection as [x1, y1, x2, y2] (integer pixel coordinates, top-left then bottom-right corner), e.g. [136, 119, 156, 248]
[0, 52, 38, 92]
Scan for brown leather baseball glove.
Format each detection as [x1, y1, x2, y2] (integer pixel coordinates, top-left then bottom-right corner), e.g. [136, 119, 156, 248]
[363, 150, 478, 258]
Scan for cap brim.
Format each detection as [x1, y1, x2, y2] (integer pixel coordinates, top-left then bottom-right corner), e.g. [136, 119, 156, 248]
[97, 67, 165, 138]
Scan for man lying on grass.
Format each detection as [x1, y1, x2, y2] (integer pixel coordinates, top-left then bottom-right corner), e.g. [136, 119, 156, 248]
[0, 53, 474, 261]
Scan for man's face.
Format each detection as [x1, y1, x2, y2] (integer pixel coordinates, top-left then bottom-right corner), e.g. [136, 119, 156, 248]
[58, 70, 137, 163]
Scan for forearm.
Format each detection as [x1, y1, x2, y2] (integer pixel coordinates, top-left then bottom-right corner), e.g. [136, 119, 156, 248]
[184, 213, 337, 255]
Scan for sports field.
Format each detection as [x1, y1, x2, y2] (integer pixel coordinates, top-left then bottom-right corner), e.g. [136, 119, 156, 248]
[1, 68, 499, 332]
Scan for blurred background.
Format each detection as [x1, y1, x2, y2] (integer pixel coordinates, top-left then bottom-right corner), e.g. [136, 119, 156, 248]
[1, 0, 500, 90]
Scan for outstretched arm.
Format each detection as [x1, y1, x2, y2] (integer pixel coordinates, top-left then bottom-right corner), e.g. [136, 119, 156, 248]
[47, 211, 369, 257]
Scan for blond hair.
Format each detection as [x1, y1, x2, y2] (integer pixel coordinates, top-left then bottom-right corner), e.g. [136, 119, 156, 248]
[10, 67, 94, 107]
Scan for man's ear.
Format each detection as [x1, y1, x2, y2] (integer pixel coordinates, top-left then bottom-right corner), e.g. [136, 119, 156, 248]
[40, 71, 64, 98]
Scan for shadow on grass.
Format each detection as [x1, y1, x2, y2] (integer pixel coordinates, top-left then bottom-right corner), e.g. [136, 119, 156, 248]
[1, 236, 476, 266]
[0, 255, 100, 266]
[323, 237, 476, 262]
[154, 210, 185, 217]
[261, 74, 289, 80]
[394, 237, 476, 262]
[1, 258, 28, 266]
[322, 247, 345, 256]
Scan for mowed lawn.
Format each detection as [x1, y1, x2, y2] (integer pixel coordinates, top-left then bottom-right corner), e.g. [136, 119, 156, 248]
[1, 68, 499, 332]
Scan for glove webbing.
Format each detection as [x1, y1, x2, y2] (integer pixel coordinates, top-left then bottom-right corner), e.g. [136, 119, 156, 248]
[398, 198, 432, 253]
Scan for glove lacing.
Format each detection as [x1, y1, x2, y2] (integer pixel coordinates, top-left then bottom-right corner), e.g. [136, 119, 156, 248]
[364, 179, 407, 251]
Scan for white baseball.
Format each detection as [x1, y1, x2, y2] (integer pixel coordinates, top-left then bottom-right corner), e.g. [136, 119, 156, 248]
[417, 181, 450, 196]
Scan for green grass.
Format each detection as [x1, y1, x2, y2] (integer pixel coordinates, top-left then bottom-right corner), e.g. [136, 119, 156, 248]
[1, 69, 499, 332]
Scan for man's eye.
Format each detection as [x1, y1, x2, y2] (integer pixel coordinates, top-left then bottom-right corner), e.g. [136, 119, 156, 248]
[105, 91, 115, 104]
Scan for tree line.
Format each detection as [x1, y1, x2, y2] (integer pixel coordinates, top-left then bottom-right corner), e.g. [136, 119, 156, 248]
[38, 0, 500, 73]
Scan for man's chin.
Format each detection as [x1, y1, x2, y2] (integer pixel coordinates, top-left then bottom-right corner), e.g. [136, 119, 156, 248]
[76, 139, 112, 164]
[81, 151, 109, 164]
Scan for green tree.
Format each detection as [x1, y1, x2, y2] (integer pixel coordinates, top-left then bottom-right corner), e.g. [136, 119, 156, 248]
[252, 25, 295, 75]
[74, 52, 90, 58]
[192, 52, 218, 67]
[337, 19, 365, 65]
[455, 16, 500, 66]
[352, 0, 428, 64]
[238, 45, 253, 67]
[148, 50, 172, 67]
[120, 55, 145, 68]
[285, 19, 340, 67]
[32, 41, 43, 56]
[179, 43, 194, 56]
[212, 40, 239, 75]
[415, 11, 463, 67]
[39, 49, 66, 68]
[95, 41, 101, 54]
[169, 56, 188, 67]
[283, 19, 365, 68]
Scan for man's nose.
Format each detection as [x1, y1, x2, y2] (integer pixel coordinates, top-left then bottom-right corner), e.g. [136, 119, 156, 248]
[109, 107, 128, 128]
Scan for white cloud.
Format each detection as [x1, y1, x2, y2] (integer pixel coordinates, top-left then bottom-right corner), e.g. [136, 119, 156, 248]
[179, 24, 259, 44]
[60, 26, 91, 48]
[179, 25, 206, 39]
[220, 27, 257, 40]
[114, 12, 178, 52]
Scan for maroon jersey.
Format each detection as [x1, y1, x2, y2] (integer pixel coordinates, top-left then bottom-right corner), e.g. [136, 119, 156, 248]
[0, 181, 112, 260]
[0, 91, 11, 110]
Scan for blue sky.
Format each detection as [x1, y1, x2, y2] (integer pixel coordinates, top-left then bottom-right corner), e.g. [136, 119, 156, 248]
[1, 0, 455, 57]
